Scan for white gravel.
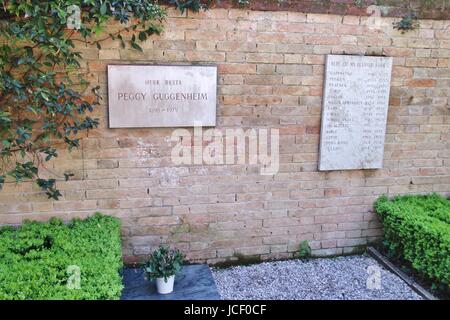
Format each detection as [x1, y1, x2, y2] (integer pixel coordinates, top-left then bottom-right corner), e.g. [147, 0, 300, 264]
[211, 255, 422, 300]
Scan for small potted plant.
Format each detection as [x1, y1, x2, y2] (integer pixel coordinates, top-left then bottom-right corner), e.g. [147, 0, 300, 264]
[145, 245, 184, 294]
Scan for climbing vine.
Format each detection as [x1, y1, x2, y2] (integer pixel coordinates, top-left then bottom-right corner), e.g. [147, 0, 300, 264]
[0, 0, 448, 199]
[0, 0, 209, 199]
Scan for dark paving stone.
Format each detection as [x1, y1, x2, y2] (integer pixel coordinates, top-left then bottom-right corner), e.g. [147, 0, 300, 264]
[121, 264, 221, 300]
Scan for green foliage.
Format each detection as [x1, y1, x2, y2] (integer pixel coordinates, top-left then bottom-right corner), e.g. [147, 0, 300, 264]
[169, 0, 212, 13]
[234, 0, 251, 6]
[374, 194, 450, 289]
[0, 0, 209, 199]
[298, 240, 311, 259]
[145, 245, 185, 281]
[393, 13, 420, 33]
[0, 213, 123, 300]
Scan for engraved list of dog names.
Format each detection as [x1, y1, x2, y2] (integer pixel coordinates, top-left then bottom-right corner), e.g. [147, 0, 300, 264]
[108, 65, 217, 128]
[319, 55, 393, 171]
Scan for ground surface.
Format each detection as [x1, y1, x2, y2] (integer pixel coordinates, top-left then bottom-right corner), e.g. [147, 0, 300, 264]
[121, 264, 220, 300]
[212, 255, 422, 300]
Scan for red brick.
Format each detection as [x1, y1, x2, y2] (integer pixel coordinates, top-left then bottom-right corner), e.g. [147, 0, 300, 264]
[405, 79, 436, 87]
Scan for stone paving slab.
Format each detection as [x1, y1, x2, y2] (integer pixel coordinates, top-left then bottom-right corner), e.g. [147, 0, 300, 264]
[121, 264, 221, 300]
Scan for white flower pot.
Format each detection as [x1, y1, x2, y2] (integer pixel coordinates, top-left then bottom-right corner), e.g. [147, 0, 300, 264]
[155, 275, 175, 294]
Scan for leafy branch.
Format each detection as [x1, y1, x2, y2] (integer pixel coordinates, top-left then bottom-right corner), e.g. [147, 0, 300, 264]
[0, 0, 209, 199]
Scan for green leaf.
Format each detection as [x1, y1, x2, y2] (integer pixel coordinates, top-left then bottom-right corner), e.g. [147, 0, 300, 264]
[138, 31, 147, 42]
[131, 42, 143, 52]
[100, 2, 107, 15]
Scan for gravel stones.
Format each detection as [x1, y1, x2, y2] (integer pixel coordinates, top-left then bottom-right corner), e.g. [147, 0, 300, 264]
[212, 255, 422, 300]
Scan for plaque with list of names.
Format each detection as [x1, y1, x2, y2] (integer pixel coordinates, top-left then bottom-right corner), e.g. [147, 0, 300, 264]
[108, 65, 217, 128]
[319, 55, 393, 171]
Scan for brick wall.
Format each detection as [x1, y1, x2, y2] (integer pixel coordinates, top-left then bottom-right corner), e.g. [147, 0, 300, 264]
[199, 0, 450, 20]
[1, 8, 449, 264]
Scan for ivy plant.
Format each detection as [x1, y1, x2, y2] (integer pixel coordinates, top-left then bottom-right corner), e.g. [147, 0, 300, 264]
[0, 0, 208, 199]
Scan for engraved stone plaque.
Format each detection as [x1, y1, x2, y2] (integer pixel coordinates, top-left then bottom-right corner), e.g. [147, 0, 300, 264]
[319, 55, 393, 171]
[108, 65, 217, 128]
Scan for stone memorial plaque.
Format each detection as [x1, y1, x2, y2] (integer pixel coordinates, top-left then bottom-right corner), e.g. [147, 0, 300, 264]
[319, 55, 393, 170]
[108, 65, 217, 128]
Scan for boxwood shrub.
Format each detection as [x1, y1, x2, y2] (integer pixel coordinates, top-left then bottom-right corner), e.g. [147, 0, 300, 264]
[374, 194, 450, 289]
[0, 213, 123, 300]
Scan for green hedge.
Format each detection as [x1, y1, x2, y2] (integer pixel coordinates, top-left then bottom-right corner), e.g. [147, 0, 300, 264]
[374, 194, 450, 289]
[0, 213, 123, 300]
